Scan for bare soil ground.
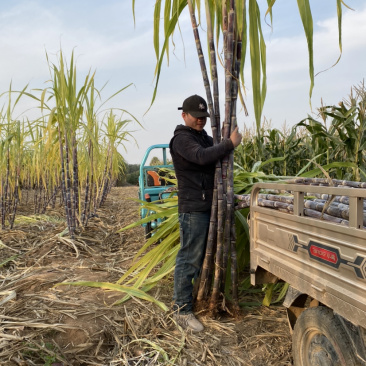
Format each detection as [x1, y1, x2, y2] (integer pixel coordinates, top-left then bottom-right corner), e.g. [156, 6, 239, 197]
[0, 186, 292, 366]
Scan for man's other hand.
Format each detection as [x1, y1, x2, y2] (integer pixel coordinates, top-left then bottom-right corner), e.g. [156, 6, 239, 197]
[230, 127, 242, 147]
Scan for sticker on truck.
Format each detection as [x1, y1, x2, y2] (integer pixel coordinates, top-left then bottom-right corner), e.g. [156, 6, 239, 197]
[289, 234, 366, 280]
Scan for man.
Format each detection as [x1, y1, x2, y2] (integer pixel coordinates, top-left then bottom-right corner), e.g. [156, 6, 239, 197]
[169, 94, 242, 332]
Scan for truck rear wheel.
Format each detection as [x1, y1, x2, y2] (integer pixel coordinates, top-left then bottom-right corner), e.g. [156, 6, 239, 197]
[292, 306, 356, 366]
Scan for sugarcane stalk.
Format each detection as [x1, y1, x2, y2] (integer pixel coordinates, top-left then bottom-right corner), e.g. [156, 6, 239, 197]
[82, 159, 91, 226]
[1, 178, 5, 230]
[304, 199, 366, 225]
[64, 130, 75, 237]
[9, 176, 19, 229]
[197, 167, 219, 301]
[87, 144, 95, 225]
[97, 144, 110, 209]
[2, 146, 10, 228]
[187, 0, 230, 309]
[210, 178, 225, 310]
[187, 0, 216, 134]
[34, 186, 39, 214]
[227, 23, 242, 308]
[196, 0, 226, 302]
[42, 185, 60, 214]
[286, 177, 366, 188]
[100, 150, 114, 206]
[210, 0, 237, 312]
[58, 125, 73, 237]
[207, 2, 221, 142]
[221, 151, 234, 295]
[58, 125, 69, 223]
[230, 209, 238, 308]
[72, 135, 80, 226]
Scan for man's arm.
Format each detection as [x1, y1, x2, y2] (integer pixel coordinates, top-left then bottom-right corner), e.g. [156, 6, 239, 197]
[173, 127, 242, 166]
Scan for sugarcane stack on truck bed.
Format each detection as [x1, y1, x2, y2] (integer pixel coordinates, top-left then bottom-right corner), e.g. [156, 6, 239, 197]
[249, 182, 366, 365]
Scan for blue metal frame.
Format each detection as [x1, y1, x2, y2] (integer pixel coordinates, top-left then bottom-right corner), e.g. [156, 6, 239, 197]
[138, 144, 174, 228]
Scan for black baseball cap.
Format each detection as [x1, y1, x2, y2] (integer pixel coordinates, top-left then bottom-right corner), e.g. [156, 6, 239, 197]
[178, 94, 210, 118]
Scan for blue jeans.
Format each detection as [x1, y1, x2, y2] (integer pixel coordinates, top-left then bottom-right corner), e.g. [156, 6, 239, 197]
[173, 210, 210, 314]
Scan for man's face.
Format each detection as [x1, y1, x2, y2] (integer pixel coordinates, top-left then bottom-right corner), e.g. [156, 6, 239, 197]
[182, 112, 207, 131]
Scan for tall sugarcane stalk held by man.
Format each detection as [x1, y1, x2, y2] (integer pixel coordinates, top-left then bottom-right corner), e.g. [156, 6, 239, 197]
[170, 94, 242, 332]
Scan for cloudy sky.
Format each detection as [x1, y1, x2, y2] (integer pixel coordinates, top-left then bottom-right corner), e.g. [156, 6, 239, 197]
[0, 1, 365, 164]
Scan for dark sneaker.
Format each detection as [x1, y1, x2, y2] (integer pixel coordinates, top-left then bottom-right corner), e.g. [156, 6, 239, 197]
[173, 313, 204, 333]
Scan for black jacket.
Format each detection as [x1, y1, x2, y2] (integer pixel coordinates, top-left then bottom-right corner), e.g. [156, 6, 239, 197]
[170, 125, 234, 213]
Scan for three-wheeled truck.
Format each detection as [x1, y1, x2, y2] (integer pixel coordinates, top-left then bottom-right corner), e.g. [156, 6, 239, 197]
[138, 144, 175, 237]
[250, 182, 366, 365]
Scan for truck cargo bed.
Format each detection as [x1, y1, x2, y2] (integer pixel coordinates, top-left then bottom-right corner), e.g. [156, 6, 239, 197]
[250, 183, 366, 328]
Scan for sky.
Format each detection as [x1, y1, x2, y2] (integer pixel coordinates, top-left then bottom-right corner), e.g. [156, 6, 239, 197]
[0, 0, 365, 164]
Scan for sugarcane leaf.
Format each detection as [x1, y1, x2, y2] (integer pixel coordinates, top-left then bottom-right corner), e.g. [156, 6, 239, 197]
[130, 339, 169, 361]
[273, 282, 289, 303]
[0, 255, 18, 268]
[249, 0, 264, 132]
[117, 230, 180, 285]
[300, 161, 358, 178]
[262, 283, 274, 306]
[265, 0, 276, 27]
[297, 0, 314, 100]
[56, 281, 168, 311]
[118, 205, 178, 231]
[154, 0, 162, 60]
[148, 0, 186, 110]
[235, 210, 249, 240]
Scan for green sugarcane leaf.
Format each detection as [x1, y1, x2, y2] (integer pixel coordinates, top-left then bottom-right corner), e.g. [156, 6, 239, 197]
[130, 339, 169, 361]
[0, 255, 18, 268]
[118, 206, 178, 231]
[154, 0, 162, 60]
[239, 0, 247, 89]
[274, 282, 289, 303]
[235, 210, 249, 240]
[300, 161, 358, 178]
[257, 2, 267, 113]
[262, 283, 275, 306]
[297, 0, 314, 100]
[149, 0, 186, 110]
[117, 230, 180, 285]
[56, 281, 168, 311]
[249, 0, 262, 133]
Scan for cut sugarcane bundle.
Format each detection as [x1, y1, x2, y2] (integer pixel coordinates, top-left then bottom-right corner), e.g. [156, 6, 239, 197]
[235, 186, 366, 228]
[285, 178, 366, 188]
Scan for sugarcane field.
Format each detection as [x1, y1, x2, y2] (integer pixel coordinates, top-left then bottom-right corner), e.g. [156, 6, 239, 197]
[1, 1, 366, 366]
[1, 185, 294, 365]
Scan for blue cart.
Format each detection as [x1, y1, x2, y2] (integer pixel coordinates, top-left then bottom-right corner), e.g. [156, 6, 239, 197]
[138, 144, 175, 237]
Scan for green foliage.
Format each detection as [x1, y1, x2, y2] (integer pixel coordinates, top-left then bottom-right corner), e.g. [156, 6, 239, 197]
[262, 283, 289, 306]
[126, 170, 140, 185]
[56, 280, 168, 311]
[236, 83, 366, 183]
[22, 342, 59, 366]
[134, 0, 347, 132]
[117, 163, 140, 186]
[0, 255, 18, 268]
